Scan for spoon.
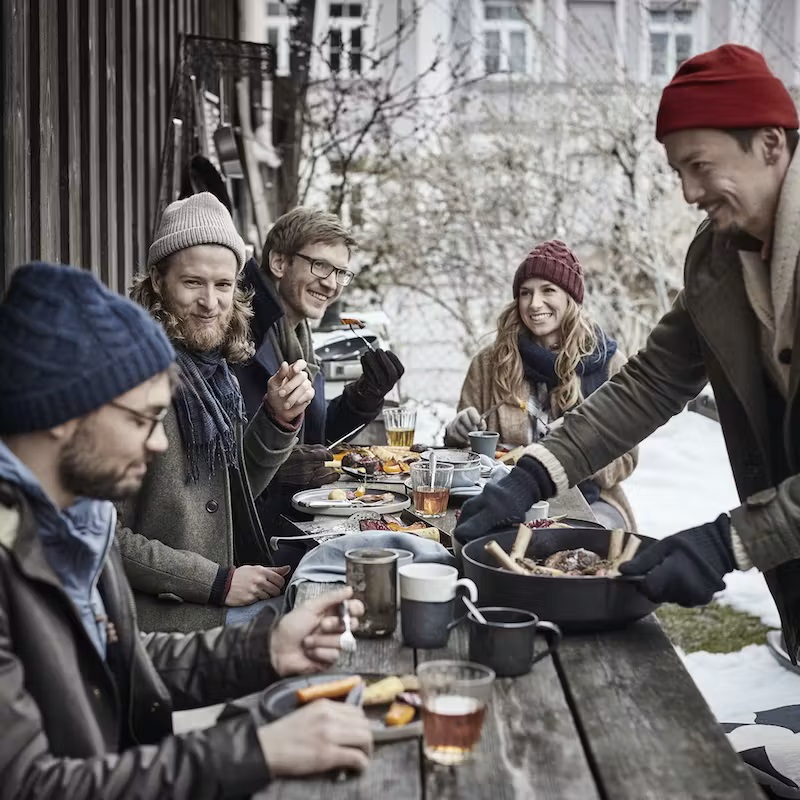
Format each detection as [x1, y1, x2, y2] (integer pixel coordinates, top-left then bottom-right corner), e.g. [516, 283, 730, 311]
[462, 595, 488, 625]
[429, 450, 437, 490]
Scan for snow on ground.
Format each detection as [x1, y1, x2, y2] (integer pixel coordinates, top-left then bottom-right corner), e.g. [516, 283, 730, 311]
[617, 409, 800, 719]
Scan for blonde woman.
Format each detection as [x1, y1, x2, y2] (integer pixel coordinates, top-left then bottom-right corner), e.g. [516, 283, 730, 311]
[445, 240, 638, 530]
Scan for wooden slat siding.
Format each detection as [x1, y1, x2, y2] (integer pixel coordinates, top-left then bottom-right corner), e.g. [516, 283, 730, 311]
[116, 0, 134, 289]
[86, 0, 103, 278]
[556, 623, 763, 799]
[418, 625, 600, 800]
[263, 581, 422, 800]
[2, 0, 31, 277]
[27, 0, 41, 260]
[131, 0, 146, 271]
[64, 0, 83, 266]
[102, 0, 119, 292]
[38, 0, 61, 262]
[154, 0, 168, 234]
[56, 1, 71, 263]
[144, 0, 158, 246]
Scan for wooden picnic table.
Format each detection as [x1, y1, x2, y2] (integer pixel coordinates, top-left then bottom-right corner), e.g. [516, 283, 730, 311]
[262, 487, 762, 799]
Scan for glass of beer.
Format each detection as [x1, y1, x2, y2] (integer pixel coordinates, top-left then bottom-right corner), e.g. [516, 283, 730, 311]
[417, 660, 495, 766]
[410, 461, 453, 518]
[383, 406, 417, 447]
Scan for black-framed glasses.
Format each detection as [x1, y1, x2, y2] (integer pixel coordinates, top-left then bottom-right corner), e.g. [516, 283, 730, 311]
[294, 252, 354, 286]
[109, 401, 169, 441]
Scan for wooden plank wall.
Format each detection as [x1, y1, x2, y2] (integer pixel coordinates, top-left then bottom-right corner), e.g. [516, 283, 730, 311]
[0, 0, 237, 290]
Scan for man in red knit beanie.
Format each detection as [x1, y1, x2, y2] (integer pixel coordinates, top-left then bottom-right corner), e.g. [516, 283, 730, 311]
[456, 44, 800, 794]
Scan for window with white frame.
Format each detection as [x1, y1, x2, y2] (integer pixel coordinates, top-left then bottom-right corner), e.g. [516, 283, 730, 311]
[649, 5, 697, 80]
[328, 2, 364, 78]
[265, 1, 296, 77]
[482, 0, 533, 75]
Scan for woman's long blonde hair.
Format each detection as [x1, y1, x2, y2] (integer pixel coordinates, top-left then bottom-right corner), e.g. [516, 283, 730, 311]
[490, 296, 599, 418]
[129, 261, 255, 364]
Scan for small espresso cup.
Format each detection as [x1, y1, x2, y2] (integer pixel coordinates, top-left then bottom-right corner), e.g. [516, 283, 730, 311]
[467, 607, 561, 677]
[399, 563, 478, 648]
[468, 430, 500, 458]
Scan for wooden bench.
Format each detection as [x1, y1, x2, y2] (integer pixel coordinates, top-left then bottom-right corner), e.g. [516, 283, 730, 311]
[261, 488, 762, 798]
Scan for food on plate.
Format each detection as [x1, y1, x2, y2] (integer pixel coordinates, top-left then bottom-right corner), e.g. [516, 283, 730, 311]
[358, 516, 441, 542]
[485, 524, 641, 578]
[359, 492, 395, 504]
[296, 675, 362, 704]
[384, 702, 416, 727]
[332, 445, 422, 476]
[399, 674, 420, 691]
[353, 485, 366, 498]
[362, 676, 405, 706]
[525, 516, 573, 529]
[327, 488, 348, 501]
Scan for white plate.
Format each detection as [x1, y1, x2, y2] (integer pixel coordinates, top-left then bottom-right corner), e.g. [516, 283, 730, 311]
[291, 487, 411, 517]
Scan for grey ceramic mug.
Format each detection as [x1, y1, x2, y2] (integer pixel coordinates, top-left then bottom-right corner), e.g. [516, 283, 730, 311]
[468, 430, 500, 458]
[399, 563, 478, 649]
[467, 606, 561, 677]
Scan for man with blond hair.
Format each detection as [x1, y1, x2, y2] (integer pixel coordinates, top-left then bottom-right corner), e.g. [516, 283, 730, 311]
[120, 192, 314, 632]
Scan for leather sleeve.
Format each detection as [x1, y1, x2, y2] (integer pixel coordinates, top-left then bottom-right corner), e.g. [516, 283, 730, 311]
[141, 605, 280, 710]
[0, 577, 270, 799]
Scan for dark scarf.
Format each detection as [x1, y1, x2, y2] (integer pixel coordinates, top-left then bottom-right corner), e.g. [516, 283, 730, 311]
[517, 329, 618, 400]
[173, 346, 246, 482]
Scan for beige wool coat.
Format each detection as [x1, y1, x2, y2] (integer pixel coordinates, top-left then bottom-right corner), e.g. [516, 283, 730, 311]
[452, 346, 639, 531]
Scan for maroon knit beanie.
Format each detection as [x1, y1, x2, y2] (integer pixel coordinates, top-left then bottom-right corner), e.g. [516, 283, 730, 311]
[512, 240, 584, 304]
[656, 44, 798, 142]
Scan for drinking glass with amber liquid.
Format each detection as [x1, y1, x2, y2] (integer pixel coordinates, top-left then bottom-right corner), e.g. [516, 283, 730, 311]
[417, 660, 495, 766]
[383, 406, 417, 447]
[410, 461, 453, 518]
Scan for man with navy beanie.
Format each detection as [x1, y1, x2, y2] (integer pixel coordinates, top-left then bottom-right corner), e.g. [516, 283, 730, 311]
[0, 262, 372, 796]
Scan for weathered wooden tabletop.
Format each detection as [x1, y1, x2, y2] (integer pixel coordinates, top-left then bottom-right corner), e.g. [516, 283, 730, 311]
[262, 488, 762, 799]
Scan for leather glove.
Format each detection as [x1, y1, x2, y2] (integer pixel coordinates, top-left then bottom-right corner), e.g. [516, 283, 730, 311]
[454, 455, 555, 543]
[618, 514, 736, 606]
[348, 349, 404, 412]
[444, 407, 485, 447]
[273, 445, 340, 490]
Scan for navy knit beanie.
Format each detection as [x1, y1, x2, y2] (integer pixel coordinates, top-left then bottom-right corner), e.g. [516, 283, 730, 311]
[0, 262, 176, 434]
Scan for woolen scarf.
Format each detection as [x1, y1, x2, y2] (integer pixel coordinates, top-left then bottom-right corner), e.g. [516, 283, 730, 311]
[173, 346, 246, 482]
[517, 329, 617, 397]
[268, 314, 321, 383]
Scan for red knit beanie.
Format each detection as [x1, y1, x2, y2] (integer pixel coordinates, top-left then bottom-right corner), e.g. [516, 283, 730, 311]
[656, 44, 798, 142]
[512, 240, 584, 304]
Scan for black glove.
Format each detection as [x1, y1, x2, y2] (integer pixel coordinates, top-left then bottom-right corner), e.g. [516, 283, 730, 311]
[454, 455, 556, 544]
[273, 444, 340, 490]
[618, 514, 736, 606]
[348, 349, 405, 412]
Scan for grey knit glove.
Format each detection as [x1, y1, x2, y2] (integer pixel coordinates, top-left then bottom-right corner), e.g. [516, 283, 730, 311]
[445, 407, 485, 447]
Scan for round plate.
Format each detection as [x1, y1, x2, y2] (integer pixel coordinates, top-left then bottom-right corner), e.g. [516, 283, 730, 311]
[291, 487, 411, 516]
[259, 673, 423, 743]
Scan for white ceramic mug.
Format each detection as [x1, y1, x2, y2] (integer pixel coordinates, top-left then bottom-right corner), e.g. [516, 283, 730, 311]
[399, 564, 478, 648]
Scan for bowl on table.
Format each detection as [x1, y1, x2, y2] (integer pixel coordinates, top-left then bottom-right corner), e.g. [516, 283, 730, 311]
[420, 448, 483, 488]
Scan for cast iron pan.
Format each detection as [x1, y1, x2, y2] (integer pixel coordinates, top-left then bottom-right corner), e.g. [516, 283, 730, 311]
[461, 526, 659, 633]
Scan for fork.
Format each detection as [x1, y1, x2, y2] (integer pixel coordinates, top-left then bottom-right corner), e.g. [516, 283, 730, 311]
[339, 600, 357, 653]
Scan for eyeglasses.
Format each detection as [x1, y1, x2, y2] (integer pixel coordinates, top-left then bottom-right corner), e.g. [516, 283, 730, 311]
[109, 401, 169, 441]
[294, 252, 355, 287]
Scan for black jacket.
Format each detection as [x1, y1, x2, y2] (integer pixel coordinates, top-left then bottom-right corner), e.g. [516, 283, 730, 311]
[0, 481, 279, 799]
[235, 258, 378, 444]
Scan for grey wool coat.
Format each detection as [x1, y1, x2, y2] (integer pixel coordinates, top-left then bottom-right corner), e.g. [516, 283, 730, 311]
[117, 404, 296, 632]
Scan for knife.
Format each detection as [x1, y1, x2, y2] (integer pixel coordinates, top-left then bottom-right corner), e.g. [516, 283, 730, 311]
[335, 680, 366, 782]
[327, 422, 368, 451]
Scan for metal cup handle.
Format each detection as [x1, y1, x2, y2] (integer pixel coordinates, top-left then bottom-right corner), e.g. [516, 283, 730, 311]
[530, 620, 562, 666]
